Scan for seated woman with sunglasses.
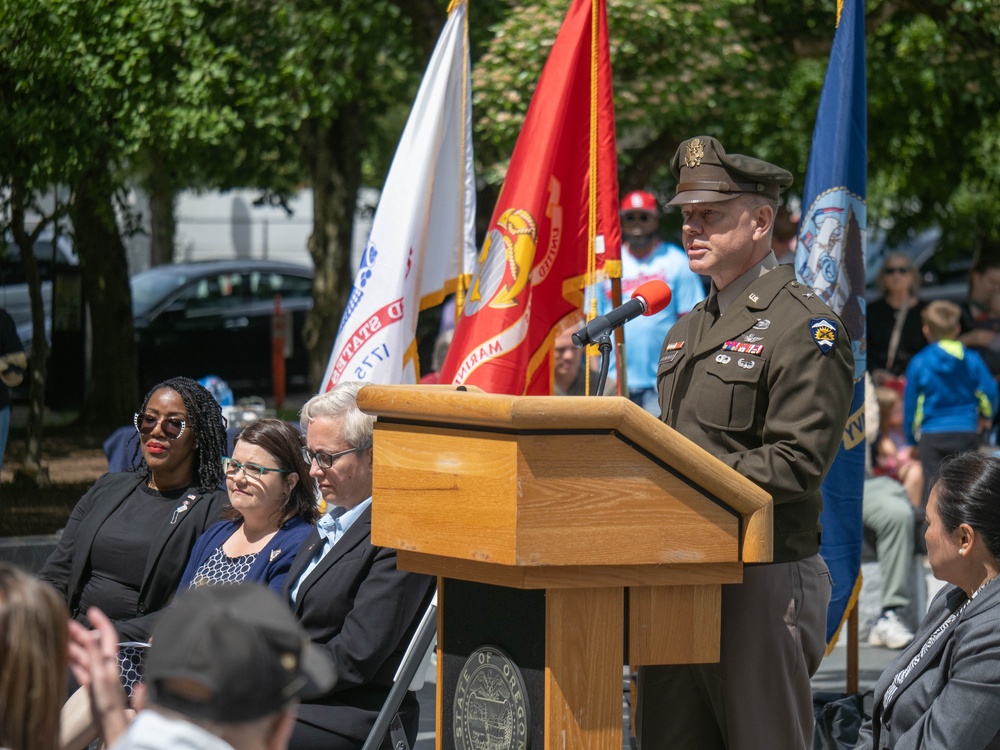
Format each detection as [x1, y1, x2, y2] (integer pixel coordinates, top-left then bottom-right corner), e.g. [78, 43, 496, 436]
[178, 417, 319, 595]
[39, 376, 229, 644]
[867, 251, 929, 378]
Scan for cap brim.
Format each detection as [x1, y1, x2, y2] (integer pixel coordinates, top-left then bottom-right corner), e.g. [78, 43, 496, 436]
[667, 190, 743, 207]
[298, 640, 336, 700]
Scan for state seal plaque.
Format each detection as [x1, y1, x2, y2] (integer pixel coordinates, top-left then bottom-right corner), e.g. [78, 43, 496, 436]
[453, 645, 531, 750]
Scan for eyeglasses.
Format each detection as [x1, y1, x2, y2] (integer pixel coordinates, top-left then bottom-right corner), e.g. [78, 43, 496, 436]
[883, 266, 912, 275]
[222, 457, 290, 480]
[301, 446, 363, 469]
[622, 212, 655, 223]
[134, 412, 187, 440]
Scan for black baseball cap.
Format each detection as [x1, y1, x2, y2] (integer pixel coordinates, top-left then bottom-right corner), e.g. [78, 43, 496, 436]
[145, 584, 334, 723]
[668, 135, 793, 206]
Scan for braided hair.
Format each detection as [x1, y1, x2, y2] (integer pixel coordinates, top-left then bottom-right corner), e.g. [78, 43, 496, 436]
[132, 377, 228, 492]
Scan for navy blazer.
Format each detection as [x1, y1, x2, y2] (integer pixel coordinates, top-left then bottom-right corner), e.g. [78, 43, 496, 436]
[856, 580, 1000, 749]
[38, 472, 227, 642]
[178, 516, 314, 596]
[282, 504, 435, 747]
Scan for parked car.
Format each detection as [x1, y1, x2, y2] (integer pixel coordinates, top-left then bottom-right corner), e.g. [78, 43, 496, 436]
[131, 260, 314, 394]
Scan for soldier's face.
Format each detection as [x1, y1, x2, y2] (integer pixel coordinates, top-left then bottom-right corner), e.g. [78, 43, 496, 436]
[680, 197, 769, 290]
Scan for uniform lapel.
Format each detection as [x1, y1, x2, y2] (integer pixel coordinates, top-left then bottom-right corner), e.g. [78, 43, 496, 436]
[692, 266, 795, 357]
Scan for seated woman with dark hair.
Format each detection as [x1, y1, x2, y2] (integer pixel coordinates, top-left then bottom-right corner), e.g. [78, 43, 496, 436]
[179, 416, 319, 594]
[40, 376, 230, 642]
[856, 452, 1000, 749]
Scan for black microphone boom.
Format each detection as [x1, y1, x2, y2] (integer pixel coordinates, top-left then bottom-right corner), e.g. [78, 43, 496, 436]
[572, 297, 648, 347]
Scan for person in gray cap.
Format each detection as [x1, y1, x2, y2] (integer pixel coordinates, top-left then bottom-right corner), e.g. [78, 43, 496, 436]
[635, 136, 854, 750]
[69, 585, 335, 750]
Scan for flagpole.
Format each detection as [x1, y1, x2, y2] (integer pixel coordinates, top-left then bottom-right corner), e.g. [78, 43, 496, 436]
[451, 0, 470, 311]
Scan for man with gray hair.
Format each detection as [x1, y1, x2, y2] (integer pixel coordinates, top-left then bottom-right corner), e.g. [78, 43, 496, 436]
[283, 380, 435, 750]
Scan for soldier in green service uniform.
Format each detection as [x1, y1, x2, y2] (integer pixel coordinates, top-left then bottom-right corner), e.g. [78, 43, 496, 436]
[635, 136, 854, 750]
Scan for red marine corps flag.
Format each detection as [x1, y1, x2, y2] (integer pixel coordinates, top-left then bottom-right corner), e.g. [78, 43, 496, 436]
[437, 0, 621, 394]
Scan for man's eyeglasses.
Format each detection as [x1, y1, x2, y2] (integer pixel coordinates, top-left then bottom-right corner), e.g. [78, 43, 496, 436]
[134, 412, 186, 440]
[883, 266, 912, 275]
[222, 457, 290, 480]
[301, 446, 363, 469]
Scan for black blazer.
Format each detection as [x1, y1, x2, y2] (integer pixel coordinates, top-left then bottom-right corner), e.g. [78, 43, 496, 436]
[283, 504, 435, 747]
[38, 472, 227, 641]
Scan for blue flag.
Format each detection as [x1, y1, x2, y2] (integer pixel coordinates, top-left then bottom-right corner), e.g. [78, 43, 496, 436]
[794, 0, 867, 648]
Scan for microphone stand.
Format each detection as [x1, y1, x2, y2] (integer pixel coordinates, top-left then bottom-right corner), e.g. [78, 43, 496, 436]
[594, 330, 613, 397]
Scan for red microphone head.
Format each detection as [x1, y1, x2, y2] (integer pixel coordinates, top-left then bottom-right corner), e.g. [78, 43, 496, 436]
[632, 280, 672, 316]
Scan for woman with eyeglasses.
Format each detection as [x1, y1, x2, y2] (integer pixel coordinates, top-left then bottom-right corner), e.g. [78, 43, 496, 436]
[868, 251, 929, 378]
[39, 377, 229, 644]
[177, 417, 319, 595]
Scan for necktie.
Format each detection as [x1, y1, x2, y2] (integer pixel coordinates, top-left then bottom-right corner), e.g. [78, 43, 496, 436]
[705, 295, 721, 328]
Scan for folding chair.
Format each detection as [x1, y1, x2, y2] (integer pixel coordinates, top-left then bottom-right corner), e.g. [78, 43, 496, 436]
[362, 590, 438, 750]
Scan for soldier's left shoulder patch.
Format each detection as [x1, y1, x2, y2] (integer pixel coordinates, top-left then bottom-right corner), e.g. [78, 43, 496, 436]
[810, 317, 838, 355]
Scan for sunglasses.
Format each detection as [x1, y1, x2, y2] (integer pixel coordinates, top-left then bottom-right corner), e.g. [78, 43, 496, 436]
[134, 412, 187, 440]
[883, 266, 912, 275]
[301, 446, 363, 469]
[622, 212, 655, 223]
[222, 456, 290, 481]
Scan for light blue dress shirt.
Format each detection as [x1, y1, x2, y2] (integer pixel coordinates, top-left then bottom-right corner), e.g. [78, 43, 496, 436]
[289, 497, 372, 605]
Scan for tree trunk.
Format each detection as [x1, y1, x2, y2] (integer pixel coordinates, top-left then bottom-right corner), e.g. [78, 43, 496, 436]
[9, 179, 51, 486]
[300, 113, 367, 391]
[72, 163, 140, 428]
[148, 158, 177, 267]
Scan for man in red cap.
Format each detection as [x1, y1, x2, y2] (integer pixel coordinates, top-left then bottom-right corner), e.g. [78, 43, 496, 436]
[596, 189, 705, 415]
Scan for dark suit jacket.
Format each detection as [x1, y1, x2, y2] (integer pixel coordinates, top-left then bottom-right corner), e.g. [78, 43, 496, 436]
[856, 580, 1000, 749]
[282, 504, 435, 747]
[38, 472, 227, 641]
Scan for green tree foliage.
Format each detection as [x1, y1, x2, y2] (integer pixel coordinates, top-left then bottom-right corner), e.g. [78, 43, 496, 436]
[473, 0, 1000, 255]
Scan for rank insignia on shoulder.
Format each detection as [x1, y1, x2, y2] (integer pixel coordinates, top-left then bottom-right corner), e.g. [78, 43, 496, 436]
[664, 341, 685, 351]
[723, 341, 764, 355]
[810, 317, 838, 354]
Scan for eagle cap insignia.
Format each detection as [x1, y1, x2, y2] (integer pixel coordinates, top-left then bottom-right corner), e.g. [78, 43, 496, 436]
[810, 317, 838, 355]
[685, 138, 706, 169]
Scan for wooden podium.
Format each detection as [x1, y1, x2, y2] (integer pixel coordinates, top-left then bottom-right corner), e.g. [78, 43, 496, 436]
[356, 385, 772, 750]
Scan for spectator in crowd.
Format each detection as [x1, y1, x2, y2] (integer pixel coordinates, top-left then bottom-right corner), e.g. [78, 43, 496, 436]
[904, 301, 998, 503]
[639, 135, 853, 750]
[68, 585, 335, 750]
[552, 324, 607, 396]
[0, 306, 26, 477]
[864, 375, 918, 650]
[856, 452, 1000, 749]
[873, 385, 924, 509]
[39, 377, 229, 644]
[867, 252, 929, 378]
[0, 564, 68, 750]
[419, 328, 454, 385]
[60, 418, 320, 749]
[958, 253, 1000, 381]
[180, 417, 318, 596]
[283, 381, 435, 750]
[770, 205, 799, 265]
[597, 190, 705, 416]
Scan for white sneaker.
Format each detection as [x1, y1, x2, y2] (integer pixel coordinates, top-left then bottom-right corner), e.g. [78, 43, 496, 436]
[868, 610, 915, 649]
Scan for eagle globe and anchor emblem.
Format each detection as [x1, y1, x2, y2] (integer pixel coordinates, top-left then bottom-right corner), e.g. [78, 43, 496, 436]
[453, 646, 531, 750]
